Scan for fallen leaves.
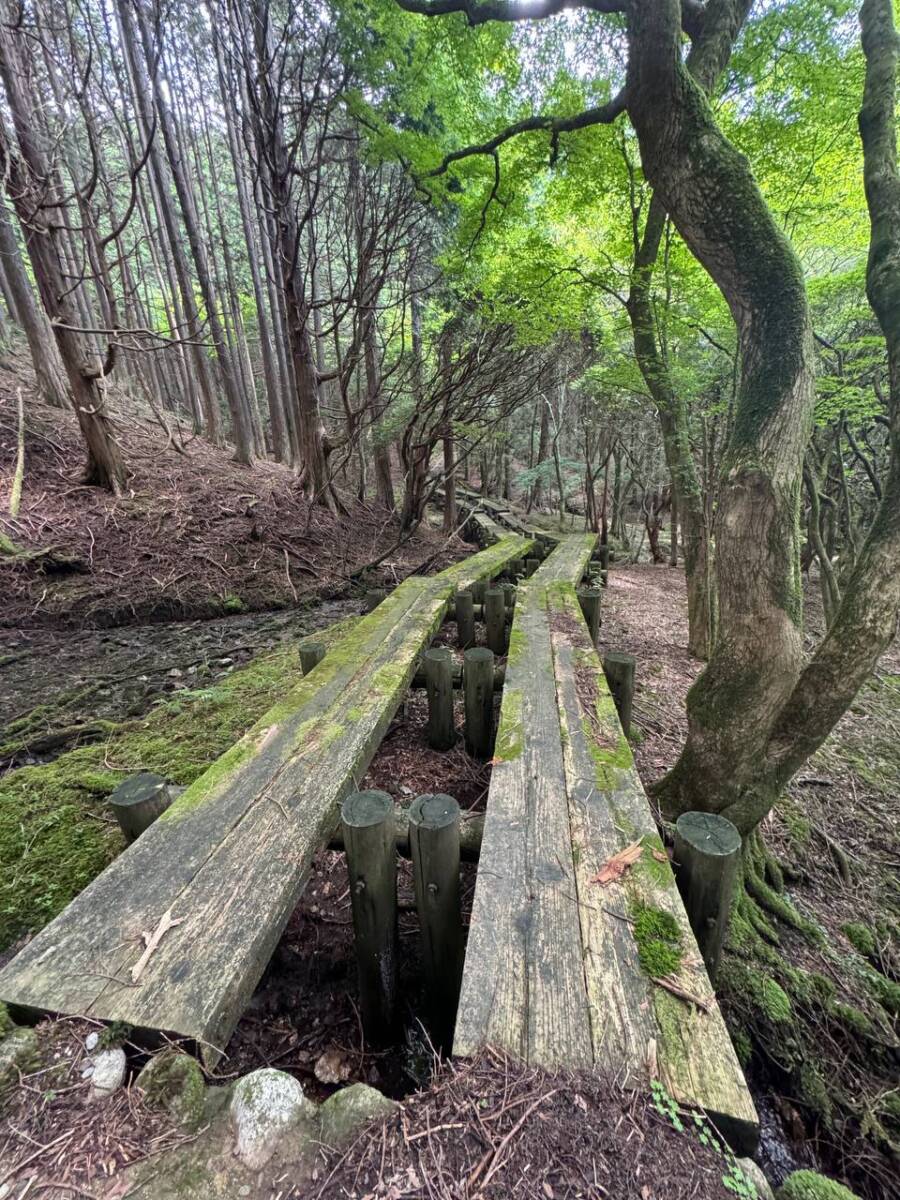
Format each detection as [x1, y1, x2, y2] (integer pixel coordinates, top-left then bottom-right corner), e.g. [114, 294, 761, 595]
[590, 840, 643, 886]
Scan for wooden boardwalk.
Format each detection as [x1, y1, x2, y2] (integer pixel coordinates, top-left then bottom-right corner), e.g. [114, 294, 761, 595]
[454, 535, 759, 1152]
[0, 537, 529, 1064]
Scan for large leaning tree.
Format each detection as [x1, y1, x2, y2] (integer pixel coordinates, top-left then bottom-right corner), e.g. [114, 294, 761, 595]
[392, 0, 900, 847]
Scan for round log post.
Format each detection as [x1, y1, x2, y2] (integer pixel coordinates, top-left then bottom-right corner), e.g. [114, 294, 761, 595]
[424, 647, 456, 751]
[363, 588, 386, 613]
[674, 812, 742, 984]
[484, 588, 507, 654]
[409, 793, 464, 1049]
[299, 640, 326, 675]
[463, 646, 495, 758]
[525, 557, 540, 576]
[456, 590, 475, 649]
[599, 542, 610, 570]
[341, 790, 398, 1043]
[578, 587, 602, 646]
[603, 651, 635, 737]
[109, 773, 174, 843]
[470, 578, 487, 605]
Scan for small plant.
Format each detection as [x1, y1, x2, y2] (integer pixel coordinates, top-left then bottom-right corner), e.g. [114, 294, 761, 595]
[651, 1078, 684, 1133]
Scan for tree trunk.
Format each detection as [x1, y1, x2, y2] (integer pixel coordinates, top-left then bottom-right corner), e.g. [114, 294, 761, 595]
[0, 17, 125, 491]
[0, 200, 68, 408]
[627, 0, 817, 834]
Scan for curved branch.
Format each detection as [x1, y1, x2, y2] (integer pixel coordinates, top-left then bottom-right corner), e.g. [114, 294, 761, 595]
[396, 0, 704, 35]
[424, 91, 627, 178]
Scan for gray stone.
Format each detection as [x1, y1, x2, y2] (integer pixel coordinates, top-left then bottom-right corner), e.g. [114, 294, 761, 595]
[89, 1048, 126, 1100]
[230, 1068, 316, 1169]
[85, 1031, 100, 1051]
[319, 1083, 397, 1148]
[137, 1050, 206, 1130]
[0, 1027, 39, 1103]
[737, 1159, 775, 1200]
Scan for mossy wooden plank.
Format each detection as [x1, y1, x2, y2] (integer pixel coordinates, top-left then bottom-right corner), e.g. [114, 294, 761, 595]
[0, 577, 458, 1061]
[530, 533, 596, 584]
[435, 534, 532, 590]
[455, 537, 595, 1068]
[546, 583, 758, 1153]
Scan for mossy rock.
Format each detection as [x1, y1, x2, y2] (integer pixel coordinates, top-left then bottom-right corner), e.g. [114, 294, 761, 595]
[775, 1169, 861, 1200]
[319, 1083, 397, 1148]
[0, 1002, 12, 1040]
[0, 1026, 39, 1108]
[137, 1050, 206, 1130]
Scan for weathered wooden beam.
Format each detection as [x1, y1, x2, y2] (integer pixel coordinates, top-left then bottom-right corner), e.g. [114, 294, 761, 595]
[578, 587, 601, 646]
[423, 647, 456, 751]
[455, 590, 475, 649]
[342, 790, 398, 1044]
[674, 812, 741, 985]
[463, 647, 495, 759]
[108, 773, 174, 844]
[484, 588, 507, 655]
[329, 808, 483, 861]
[0, 539, 531, 1063]
[409, 794, 463, 1051]
[603, 651, 636, 737]
[299, 640, 326, 676]
[410, 663, 505, 691]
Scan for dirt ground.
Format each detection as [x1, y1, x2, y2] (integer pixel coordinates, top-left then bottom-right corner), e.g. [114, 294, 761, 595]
[0, 351, 463, 630]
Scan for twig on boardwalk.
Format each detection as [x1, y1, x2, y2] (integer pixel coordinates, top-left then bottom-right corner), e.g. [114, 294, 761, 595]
[652, 974, 711, 1012]
[131, 909, 184, 983]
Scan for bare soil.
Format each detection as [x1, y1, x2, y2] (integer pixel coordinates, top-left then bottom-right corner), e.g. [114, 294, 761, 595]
[0, 350, 464, 631]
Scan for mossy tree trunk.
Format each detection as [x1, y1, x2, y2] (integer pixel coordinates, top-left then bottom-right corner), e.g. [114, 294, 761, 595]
[0, 14, 127, 492]
[626, 193, 713, 659]
[636, 0, 900, 839]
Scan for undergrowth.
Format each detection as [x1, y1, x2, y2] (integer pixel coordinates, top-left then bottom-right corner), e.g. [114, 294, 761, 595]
[0, 623, 353, 949]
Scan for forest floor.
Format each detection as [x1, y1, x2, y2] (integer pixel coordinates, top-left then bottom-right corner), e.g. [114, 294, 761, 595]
[598, 564, 900, 1200]
[0, 347, 459, 631]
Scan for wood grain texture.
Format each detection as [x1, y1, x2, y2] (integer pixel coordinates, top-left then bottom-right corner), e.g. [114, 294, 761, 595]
[455, 540, 757, 1155]
[0, 542, 528, 1063]
[547, 583, 758, 1153]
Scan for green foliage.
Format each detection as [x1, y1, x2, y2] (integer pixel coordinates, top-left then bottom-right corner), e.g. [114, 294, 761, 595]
[842, 922, 876, 958]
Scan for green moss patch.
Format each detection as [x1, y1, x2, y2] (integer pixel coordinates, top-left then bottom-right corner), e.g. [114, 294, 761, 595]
[631, 902, 684, 978]
[0, 641, 312, 950]
[776, 1169, 861, 1200]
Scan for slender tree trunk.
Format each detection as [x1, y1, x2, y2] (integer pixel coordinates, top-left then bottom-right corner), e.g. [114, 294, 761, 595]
[0, 17, 125, 490]
[0, 201, 68, 408]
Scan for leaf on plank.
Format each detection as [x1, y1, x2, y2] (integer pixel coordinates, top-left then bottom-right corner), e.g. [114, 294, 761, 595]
[590, 839, 643, 886]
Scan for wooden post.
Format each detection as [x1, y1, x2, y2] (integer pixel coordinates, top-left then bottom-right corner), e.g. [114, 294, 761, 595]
[599, 568, 608, 588]
[599, 542, 610, 570]
[456, 590, 475, 649]
[409, 793, 463, 1049]
[578, 587, 602, 646]
[470, 578, 487, 605]
[363, 588, 386, 613]
[484, 588, 507, 655]
[674, 812, 741, 984]
[463, 647, 495, 758]
[108, 773, 174, 843]
[341, 790, 398, 1043]
[525, 557, 540, 576]
[603, 651, 635, 737]
[411, 662, 505, 692]
[299, 640, 326, 675]
[423, 647, 456, 751]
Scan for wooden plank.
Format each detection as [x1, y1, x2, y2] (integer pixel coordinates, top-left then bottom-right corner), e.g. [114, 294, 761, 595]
[530, 532, 596, 583]
[0, 542, 527, 1062]
[546, 582, 758, 1153]
[455, 536, 597, 1068]
[435, 533, 533, 591]
[0, 580, 447, 1059]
